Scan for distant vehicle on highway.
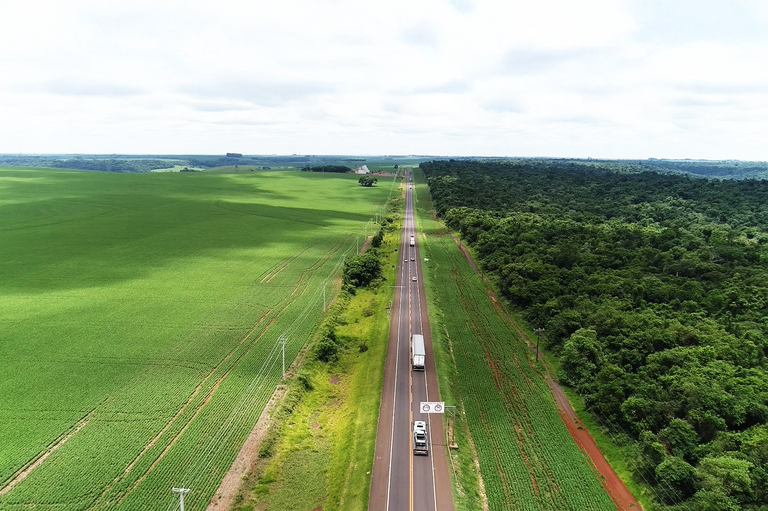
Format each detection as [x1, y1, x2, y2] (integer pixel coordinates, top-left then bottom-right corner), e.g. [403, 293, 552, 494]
[413, 420, 428, 455]
[411, 256, 415, 261]
[412, 276, 417, 282]
[410, 236, 415, 246]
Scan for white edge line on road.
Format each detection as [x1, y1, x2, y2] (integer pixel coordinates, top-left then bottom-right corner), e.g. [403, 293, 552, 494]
[408, 192, 415, 511]
[412, 182, 439, 511]
[385, 183, 407, 511]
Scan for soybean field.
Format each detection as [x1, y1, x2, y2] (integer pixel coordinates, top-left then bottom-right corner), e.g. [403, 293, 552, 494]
[412, 171, 616, 511]
[0, 167, 391, 510]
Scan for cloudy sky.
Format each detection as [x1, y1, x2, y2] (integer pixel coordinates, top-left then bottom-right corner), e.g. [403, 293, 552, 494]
[1, 0, 767, 159]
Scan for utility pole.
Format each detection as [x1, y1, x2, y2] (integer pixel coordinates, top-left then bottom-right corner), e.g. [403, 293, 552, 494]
[172, 487, 190, 511]
[279, 335, 287, 378]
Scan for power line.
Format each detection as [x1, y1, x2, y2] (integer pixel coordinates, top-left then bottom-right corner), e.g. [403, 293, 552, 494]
[170, 249, 346, 491]
[279, 335, 287, 379]
[156, 190, 394, 500]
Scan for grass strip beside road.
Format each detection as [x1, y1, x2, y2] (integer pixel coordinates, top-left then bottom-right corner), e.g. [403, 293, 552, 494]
[231, 191, 404, 511]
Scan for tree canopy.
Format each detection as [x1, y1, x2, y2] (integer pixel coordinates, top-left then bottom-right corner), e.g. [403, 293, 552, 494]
[342, 252, 382, 289]
[358, 175, 378, 187]
[422, 159, 768, 510]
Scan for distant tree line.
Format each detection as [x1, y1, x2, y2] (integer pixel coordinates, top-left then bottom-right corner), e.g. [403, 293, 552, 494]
[186, 156, 261, 167]
[0, 156, 183, 173]
[642, 159, 768, 179]
[301, 165, 352, 173]
[422, 157, 768, 180]
[50, 159, 179, 173]
[422, 159, 768, 510]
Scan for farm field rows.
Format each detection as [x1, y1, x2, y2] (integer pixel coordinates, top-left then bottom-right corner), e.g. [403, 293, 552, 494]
[412, 170, 616, 511]
[0, 167, 391, 510]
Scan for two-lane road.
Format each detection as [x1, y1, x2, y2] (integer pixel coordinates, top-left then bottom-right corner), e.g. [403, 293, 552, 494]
[369, 171, 454, 511]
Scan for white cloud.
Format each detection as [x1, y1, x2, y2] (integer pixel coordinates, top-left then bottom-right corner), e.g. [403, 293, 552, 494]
[0, 0, 767, 158]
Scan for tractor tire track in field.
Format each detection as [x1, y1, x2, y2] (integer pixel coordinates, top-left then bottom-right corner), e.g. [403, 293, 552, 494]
[93, 234, 348, 507]
[203, 236, 350, 509]
[102, 308, 294, 505]
[91, 306, 277, 506]
[116, 376, 230, 505]
[3, 232, 347, 508]
[258, 246, 310, 284]
[205, 381, 288, 511]
[0, 410, 94, 495]
[449, 233, 640, 510]
[212, 200, 327, 226]
[0, 199, 121, 233]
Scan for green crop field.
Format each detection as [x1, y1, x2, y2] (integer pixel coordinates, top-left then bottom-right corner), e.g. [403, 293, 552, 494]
[0, 167, 392, 510]
[412, 170, 616, 511]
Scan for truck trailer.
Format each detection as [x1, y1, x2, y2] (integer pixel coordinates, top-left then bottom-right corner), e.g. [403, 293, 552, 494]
[413, 420, 429, 455]
[409, 235, 415, 247]
[412, 334, 425, 371]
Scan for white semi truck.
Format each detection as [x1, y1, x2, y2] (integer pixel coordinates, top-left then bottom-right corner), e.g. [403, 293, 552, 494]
[412, 334, 425, 371]
[413, 420, 428, 455]
[410, 235, 415, 247]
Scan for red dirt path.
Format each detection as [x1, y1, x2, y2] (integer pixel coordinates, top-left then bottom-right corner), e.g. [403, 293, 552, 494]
[549, 378, 641, 510]
[451, 234, 642, 511]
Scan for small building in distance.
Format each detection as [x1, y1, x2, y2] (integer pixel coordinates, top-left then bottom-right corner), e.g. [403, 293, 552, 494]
[355, 165, 370, 174]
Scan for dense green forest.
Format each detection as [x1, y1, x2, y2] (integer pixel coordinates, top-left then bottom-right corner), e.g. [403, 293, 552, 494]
[539, 158, 768, 180]
[422, 160, 768, 510]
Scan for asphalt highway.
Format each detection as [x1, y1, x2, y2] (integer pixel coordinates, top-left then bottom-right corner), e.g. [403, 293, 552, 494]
[369, 171, 454, 511]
